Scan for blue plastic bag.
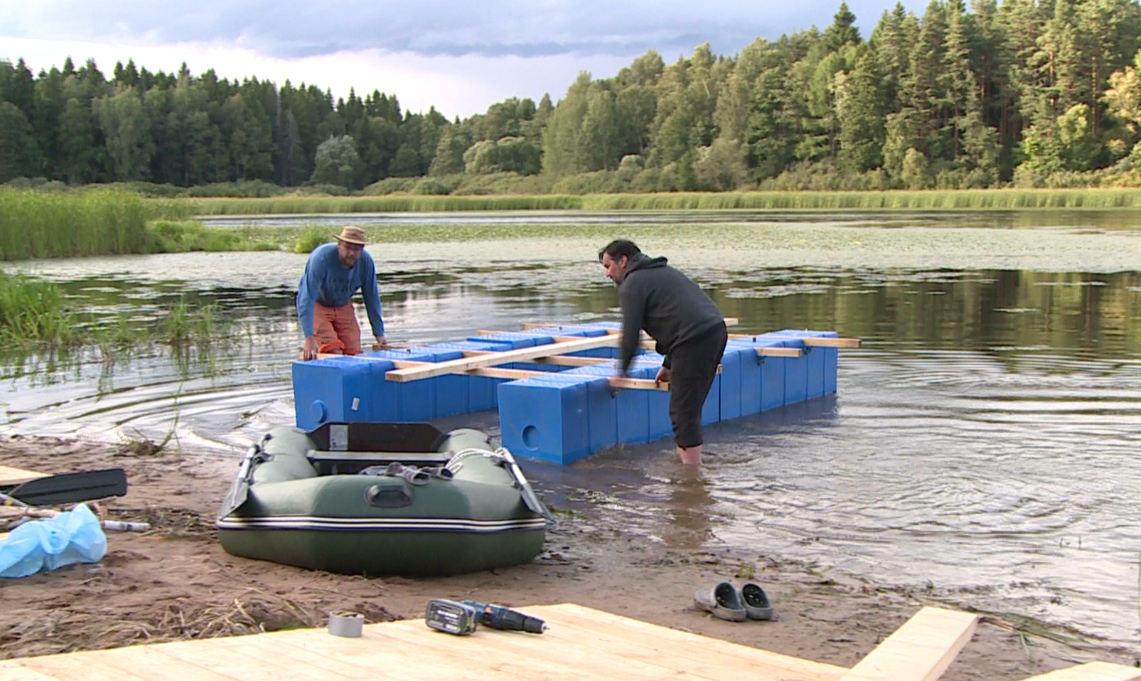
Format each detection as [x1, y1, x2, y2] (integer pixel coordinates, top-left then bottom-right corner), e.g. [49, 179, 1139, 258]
[0, 503, 108, 578]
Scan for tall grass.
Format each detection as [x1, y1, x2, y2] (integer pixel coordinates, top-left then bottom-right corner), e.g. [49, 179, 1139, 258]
[186, 188, 1141, 215]
[0, 273, 236, 351]
[292, 226, 331, 253]
[0, 273, 79, 346]
[191, 194, 584, 215]
[146, 220, 279, 252]
[0, 187, 151, 260]
[581, 188, 1141, 210]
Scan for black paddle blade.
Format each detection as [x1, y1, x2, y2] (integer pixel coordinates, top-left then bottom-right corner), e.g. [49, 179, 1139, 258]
[7, 468, 128, 506]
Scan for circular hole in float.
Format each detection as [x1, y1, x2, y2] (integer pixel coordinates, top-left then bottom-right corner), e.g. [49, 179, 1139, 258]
[522, 425, 540, 450]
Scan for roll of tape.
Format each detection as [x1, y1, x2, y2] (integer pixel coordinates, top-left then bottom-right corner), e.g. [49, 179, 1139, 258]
[328, 611, 364, 638]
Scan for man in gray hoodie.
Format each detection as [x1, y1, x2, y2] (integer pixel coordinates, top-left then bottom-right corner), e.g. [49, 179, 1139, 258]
[599, 240, 727, 466]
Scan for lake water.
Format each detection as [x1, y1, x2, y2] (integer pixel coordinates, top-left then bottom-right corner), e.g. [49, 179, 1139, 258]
[2, 210, 1139, 648]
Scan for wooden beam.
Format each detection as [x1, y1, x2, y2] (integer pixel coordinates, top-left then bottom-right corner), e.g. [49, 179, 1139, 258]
[610, 377, 668, 391]
[521, 317, 737, 331]
[530, 356, 613, 367]
[466, 367, 546, 380]
[759, 347, 803, 358]
[839, 606, 978, 681]
[385, 334, 621, 382]
[804, 337, 862, 348]
[729, 333, 862, 349]
[1017, 662, 1141, 681]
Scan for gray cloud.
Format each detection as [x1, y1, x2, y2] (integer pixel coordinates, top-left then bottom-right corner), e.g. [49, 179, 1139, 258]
[1, 0, 925, 60]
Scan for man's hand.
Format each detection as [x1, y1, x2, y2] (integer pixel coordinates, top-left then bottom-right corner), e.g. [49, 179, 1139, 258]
[655, 366, 670, 388]
[375, 335, 388, 349]
[302, 335, 319, 360]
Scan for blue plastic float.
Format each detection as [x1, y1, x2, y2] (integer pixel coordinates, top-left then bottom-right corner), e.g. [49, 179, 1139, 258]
[292, 324, 850, 465]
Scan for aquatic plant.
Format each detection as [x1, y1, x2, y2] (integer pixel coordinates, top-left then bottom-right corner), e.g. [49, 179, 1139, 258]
[162, 299, 231, 348]
[0, 187, 153, 260]
[0, 273, 78, 346]
[292, 226, 331, 253]
[182, 188, 1141, 215]
[145, 219, 278, 253]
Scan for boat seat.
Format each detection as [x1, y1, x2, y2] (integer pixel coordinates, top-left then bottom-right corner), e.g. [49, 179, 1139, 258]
[306, 450, 452, 476]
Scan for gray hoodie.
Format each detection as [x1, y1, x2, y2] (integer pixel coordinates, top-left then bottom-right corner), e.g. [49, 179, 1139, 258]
[617, 253, 724, 374]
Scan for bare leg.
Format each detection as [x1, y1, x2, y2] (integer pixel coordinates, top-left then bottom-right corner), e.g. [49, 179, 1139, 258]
[677, 444, 703, 466]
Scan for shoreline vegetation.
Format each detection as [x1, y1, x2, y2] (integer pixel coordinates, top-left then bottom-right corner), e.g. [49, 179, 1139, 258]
[0, 268, 235, 351]
[4, 183, 1141, 262]
[188, 186, 1141, 214]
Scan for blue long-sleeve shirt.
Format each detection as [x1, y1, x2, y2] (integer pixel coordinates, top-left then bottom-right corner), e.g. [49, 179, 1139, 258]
[296, 243, 385, 338]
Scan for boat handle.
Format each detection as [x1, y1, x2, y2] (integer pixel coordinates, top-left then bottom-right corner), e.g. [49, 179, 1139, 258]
[366, 483, 414, 508]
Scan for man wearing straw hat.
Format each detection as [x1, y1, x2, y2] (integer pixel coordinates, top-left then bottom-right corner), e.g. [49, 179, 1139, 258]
[297, 226, 387, 360]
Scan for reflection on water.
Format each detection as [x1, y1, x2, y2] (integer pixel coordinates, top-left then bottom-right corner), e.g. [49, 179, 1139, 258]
[1, 211, 1140, 647]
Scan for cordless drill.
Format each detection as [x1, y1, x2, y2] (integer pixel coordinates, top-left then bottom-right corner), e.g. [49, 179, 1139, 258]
[461, 600, 547, 634]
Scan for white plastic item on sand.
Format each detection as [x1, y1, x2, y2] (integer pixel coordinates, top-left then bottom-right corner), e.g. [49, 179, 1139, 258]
[0, 503, 107, 579]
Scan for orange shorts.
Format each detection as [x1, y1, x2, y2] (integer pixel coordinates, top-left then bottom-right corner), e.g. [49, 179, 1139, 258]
[313, 302, 362, 355]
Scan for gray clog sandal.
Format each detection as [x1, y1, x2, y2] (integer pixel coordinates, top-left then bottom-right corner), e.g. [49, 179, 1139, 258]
[694, 582, 747, 622]
[741, 583, 774, 620]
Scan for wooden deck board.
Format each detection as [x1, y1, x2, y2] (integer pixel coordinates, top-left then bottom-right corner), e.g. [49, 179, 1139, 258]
[0, 660, 63, 681]
[155, 638, 355, 681]
[378, 614, 718, 681]
[839, 607, 978, 681]
[536, 603, 846, 680]
[1, 603, 1136, 681]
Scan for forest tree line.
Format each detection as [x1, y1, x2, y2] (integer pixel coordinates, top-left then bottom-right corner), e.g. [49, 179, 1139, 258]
[5, 0, 1141, 193]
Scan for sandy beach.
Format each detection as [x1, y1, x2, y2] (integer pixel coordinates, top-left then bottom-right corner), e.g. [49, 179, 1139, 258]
[0, 434, 1136, 679]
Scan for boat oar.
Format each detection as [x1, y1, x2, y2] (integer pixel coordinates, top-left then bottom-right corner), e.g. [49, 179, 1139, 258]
[3, 468, 127, 506]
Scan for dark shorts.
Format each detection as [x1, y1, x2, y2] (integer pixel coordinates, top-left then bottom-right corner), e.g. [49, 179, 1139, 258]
[669, 322, 728, 448]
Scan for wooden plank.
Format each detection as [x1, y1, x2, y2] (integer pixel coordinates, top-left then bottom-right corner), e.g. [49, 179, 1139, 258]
[16, 653, 152, 681]
[529, 356, 613, 367]
[521, 317, 737, 330]
[758, 347, 803, 358]
[1017, 662, 1141, 681]
[610, 377, 669, 391]
[803, 337, 861, 348]
[75, 646, 235, 681]
[0, 466, 49, 486]
[371, 619, 633, 681]
[466, 367, 547, 380]
[728, 335, 861, 349]
[155, 637, 355, 681]
[385, 334, 620, 382]
[263, 626, 499, 681]
[839, 606, 977, 681]
[0, 660, 65, 681]
[210, 633, 403, 680]
[532, 603, 845, 681]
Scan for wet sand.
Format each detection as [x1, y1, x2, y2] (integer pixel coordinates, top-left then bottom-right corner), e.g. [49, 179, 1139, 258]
[0, 435, 1136, 678]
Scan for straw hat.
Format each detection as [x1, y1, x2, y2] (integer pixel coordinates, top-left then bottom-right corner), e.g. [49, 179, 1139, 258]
[335, 226, 367, 245]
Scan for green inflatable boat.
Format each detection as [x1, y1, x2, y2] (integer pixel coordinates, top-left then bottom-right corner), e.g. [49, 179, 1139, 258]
[216, 422, 554, 576]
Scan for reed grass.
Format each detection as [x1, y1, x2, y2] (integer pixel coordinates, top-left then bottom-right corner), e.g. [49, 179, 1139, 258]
[185, 188, 1141, 215]
[162, 300, 231, 348]
[0, 272, 235, 351]
[0, 187, 153, 260]
[190, 194, 583, 215]
[0, 273, 79, 346]
[580, 188, 1141, 210]
[292, 226, 331, 254]
[145, 220, 278, 253]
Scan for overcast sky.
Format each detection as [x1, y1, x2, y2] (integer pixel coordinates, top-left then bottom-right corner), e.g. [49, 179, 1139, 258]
[0, 0, 926, 120]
